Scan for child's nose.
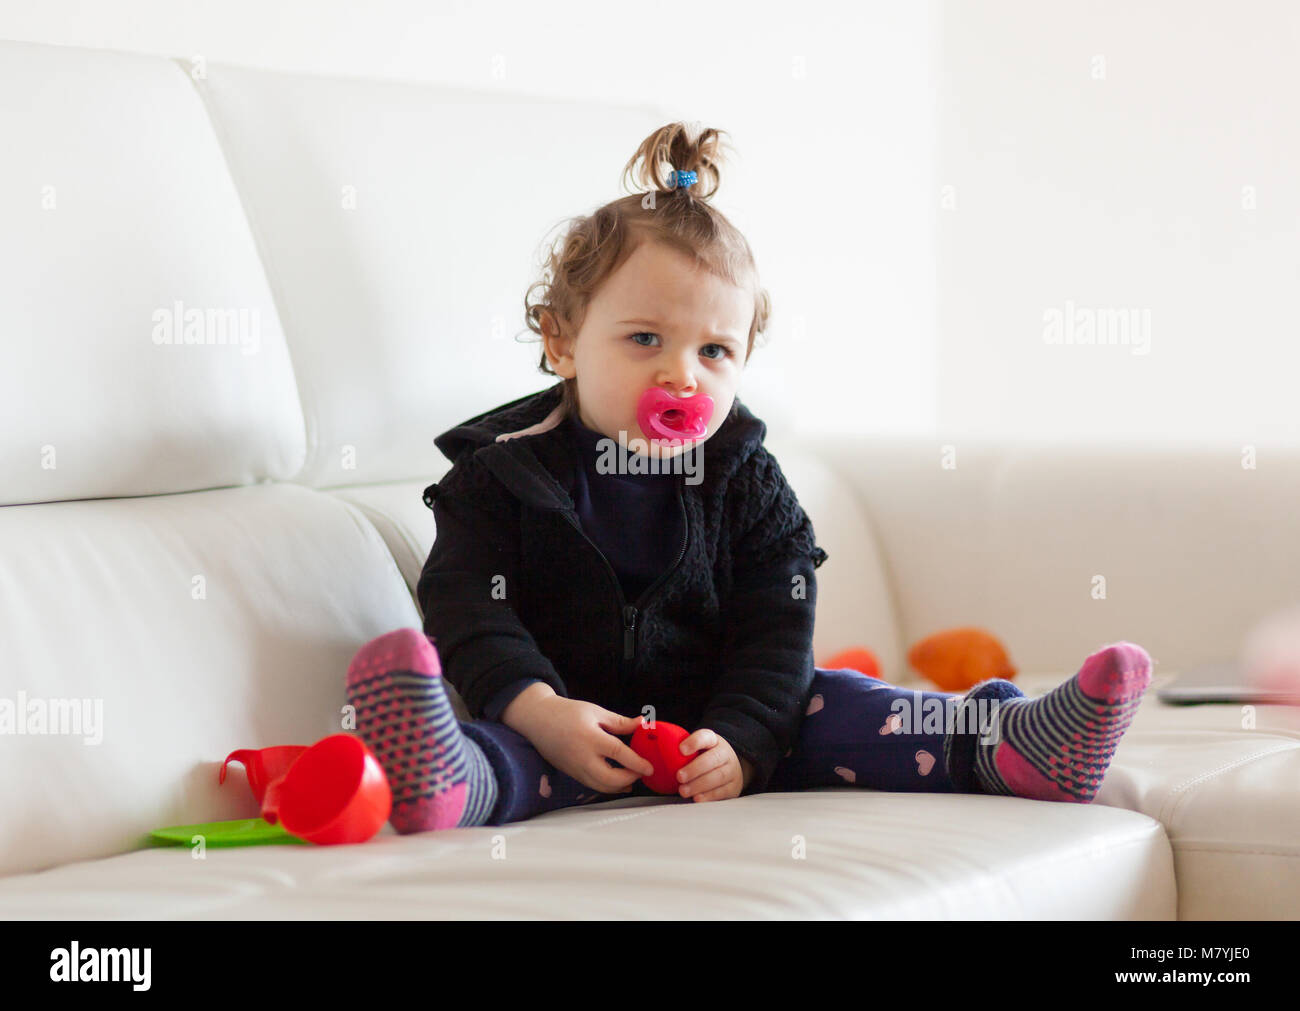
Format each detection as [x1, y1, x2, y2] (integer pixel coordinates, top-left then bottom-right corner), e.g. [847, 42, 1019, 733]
[655, 371, 697, 396]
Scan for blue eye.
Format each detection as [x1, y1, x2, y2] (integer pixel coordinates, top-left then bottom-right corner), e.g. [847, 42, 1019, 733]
[627, 332, 733, 359]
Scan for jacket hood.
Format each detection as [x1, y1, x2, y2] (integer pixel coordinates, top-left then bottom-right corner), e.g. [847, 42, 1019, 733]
[432, 381, 768, 511]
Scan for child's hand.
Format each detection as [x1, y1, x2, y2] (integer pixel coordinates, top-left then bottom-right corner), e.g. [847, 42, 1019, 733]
[675, 729, 752, 802]
[517, 695, 657, 795]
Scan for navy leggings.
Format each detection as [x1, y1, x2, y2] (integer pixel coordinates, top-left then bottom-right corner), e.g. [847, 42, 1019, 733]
[458, 667, 1024, 826]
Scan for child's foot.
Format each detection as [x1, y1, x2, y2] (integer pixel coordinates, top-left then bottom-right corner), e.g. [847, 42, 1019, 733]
[970, 641, 1152, 803]
[345, 628, 499, 832]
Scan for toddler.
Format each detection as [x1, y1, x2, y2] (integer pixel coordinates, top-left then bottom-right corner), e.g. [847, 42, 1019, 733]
[344, 122, 1152, 831]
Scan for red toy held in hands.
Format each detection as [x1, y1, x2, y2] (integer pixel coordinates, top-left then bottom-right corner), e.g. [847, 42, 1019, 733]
[630, 719, 700, 794]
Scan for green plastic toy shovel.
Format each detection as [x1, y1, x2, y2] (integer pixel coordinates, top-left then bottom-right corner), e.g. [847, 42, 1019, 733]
[150, 817, 311, 847]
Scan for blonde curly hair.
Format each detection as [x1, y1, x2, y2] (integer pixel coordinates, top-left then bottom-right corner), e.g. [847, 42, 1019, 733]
[523, 121, 772, 420]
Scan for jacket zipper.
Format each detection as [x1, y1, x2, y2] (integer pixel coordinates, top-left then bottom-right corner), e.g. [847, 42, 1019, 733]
[557, 472, 689, 663]
[624, 475, 689, 659]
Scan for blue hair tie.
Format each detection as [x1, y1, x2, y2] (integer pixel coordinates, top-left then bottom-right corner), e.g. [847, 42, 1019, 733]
[671, 169, 698, 190]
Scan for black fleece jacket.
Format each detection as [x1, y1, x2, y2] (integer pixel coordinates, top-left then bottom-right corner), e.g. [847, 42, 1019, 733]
[415, 381, 829, 794]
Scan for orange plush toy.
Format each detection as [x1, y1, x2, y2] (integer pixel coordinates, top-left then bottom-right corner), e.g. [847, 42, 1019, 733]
[907, 627, 1017, 692]
[821, 647, 882, 681]
[821, 629, 1016, 693]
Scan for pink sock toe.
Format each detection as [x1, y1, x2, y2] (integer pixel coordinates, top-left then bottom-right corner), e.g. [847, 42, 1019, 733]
[348, 628, 440, 689]
[1077, 641, 1152, 702]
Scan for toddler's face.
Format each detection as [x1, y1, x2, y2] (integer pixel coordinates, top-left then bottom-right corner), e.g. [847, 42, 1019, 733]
[543, 240, 751, 460]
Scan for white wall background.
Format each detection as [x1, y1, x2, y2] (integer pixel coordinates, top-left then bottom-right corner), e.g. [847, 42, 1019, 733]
[0, 0, 937, 442]
[938, 0, 1300, 449]
[4, 1, 1294, 448]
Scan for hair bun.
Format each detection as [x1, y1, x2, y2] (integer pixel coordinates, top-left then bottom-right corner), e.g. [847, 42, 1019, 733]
[621, 121, 732, 201]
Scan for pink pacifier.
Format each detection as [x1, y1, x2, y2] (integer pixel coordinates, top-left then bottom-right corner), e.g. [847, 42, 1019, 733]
[636, 387, 714, 445]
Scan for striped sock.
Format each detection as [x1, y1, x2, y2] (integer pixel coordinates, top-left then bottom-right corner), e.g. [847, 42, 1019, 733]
[971, 641, 1152, 804]
[345, 628, 499, 832]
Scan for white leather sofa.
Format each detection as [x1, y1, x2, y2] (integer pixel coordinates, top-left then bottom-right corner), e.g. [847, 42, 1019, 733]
[2, 38, 1297, 920]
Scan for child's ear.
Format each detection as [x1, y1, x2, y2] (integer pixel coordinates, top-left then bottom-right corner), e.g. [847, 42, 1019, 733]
[545, 341, 576, 379]
[539, 311, 575, 375]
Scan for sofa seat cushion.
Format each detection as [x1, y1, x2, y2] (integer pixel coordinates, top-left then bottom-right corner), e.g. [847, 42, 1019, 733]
[0, 784, 1173, 919]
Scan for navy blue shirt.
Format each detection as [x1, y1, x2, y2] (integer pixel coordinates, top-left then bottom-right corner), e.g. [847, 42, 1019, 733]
[480, 412, 685, 722]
